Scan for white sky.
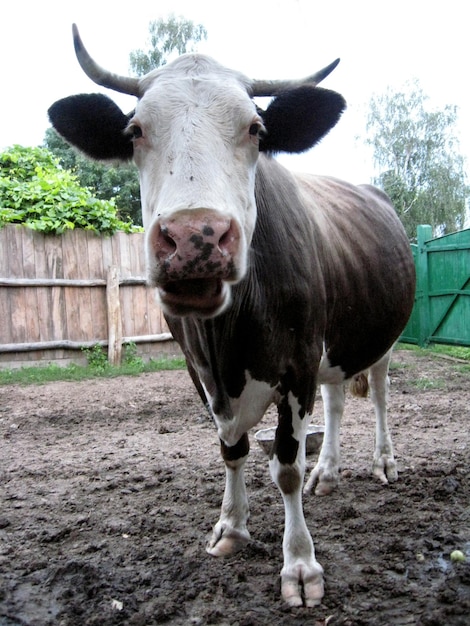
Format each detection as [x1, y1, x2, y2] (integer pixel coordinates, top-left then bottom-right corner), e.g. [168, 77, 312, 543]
[1, 0, 469, 185]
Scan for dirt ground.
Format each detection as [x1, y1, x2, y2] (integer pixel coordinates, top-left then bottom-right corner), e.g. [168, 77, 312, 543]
[0, 349, 469, 626]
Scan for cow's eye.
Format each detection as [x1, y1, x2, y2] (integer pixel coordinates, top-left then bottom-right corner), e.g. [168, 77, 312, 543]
[127, 123, 143, 141]
[248, 122, 266, 142]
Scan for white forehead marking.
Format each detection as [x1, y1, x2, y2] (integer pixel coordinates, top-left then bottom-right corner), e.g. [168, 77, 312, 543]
[139, 53, 253, 93]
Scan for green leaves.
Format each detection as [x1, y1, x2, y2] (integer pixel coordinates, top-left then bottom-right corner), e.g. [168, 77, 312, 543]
[129, 14, 208, 76]
[0, 145, 142, 234]
[364, 80, 469, 240]
[44, 128, 142, 225]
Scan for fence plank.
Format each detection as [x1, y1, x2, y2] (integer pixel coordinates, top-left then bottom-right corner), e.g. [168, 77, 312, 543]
[0, 280, 9, 343]
[107, 266, 122, 365]
[45, 233, 64, 278]
[86, 232, 107, 342]
[22, 229, 40, 343]
[6, 226, 25, 278]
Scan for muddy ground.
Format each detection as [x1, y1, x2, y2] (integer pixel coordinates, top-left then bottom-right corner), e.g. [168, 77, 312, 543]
[0, 349, 469, 626]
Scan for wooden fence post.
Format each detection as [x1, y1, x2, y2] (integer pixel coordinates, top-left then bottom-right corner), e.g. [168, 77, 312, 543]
[107, 265, 122, 366]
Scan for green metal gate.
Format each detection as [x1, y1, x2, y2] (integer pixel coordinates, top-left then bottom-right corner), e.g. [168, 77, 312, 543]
[401, 225, 470, 347]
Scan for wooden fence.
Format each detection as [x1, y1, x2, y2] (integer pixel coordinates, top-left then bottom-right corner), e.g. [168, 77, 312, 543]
[2, 223, 468, 368]
[400, 225, 470, 347]
[0, 225, 180, 368]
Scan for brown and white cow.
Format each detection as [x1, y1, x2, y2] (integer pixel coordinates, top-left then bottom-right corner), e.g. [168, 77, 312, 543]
[48, 25, 416, 608]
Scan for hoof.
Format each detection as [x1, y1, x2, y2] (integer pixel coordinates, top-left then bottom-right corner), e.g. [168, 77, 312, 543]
[207, 525, 250, 557]
[373, 455, 398, 484]
[304, 467, 339, 496]
[281, 569, 324, 607]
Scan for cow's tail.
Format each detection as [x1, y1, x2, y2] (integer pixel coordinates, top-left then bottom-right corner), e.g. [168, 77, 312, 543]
[349, 372, 369, 398]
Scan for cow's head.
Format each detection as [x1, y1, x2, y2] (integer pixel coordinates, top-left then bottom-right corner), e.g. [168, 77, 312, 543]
[49, 25, 345, 318]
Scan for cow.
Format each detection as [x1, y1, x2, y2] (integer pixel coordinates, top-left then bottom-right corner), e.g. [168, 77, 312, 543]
[48, 24, 416, 608]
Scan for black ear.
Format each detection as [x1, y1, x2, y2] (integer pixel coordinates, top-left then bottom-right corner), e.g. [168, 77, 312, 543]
[48, 93, 133, 160]
[259, 86, 346, 153]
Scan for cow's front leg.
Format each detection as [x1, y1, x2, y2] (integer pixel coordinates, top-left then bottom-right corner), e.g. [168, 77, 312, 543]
[304, 382, 344, 496]
[271, 393, 324, 607]
[207, 433, 251, 556]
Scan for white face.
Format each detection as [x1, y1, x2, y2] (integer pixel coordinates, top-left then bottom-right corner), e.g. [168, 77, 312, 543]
[126, 56, 265, 318]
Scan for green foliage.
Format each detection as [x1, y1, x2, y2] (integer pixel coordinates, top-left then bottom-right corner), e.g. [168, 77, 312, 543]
[364, 80, 469, 240]
[122, 342, 144, 368]
[129, 14, 208, 76]
[82, 344, 109, 372]
[0, 355, 187, 386]
[82, 341, 185, 375]
[44, 128, 142, 225]
[0, 145, 141, 234]
[397, 342, 470, 361]
[410, 377, 446, 391]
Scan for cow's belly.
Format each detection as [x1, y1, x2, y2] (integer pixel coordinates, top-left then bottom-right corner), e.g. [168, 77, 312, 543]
[205, 372, 278, 448]
[204, 354, 350, 449]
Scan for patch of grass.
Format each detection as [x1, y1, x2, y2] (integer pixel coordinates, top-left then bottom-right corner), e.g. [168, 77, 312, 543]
[0, 353, 186, 386]
[426, 344, 470, 361]
[0, 363, 83, 385]
[410, 377, 446, 391]
[397, 343, 470, 361]
[389, 360, 413, 371]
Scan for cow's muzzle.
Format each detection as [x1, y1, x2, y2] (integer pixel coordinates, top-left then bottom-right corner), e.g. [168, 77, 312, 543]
[149, 209, 243, 317]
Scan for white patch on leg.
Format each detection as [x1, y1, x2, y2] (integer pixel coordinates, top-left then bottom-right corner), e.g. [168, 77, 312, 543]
[205, 371, 276, 557]
[309, 349, 347, 495]
[368, 349, 397, 483]
[305, 347, 398, 496]
[304, 382, 345, 495]
[270, 392, 324, 607]
[207, 454, 251, 556]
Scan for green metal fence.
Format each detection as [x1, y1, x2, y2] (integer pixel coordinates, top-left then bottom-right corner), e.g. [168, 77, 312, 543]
[401, 225, 470, 347]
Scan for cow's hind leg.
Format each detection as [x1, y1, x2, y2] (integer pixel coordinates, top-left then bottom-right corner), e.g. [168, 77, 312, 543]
[369, 349, 397, 484]
[304, 382, 345, 496]
[207, 433, 251, 556]
[271, 393, 324, 607]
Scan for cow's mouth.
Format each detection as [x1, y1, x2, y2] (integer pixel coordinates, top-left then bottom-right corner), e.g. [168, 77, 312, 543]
[159, 278, 227, 317]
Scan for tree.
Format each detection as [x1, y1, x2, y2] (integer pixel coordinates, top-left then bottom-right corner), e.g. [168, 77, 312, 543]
[0, 145, 140, 234]
[129, 14, 207, 76]
[45, 15, 208, 225]
[364, 80, 469, 240]
[44, 128, 141, 225]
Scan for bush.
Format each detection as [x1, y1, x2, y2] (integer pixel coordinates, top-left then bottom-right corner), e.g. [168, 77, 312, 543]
[0, 145, 142, 234]
[82, 344, 109, 372]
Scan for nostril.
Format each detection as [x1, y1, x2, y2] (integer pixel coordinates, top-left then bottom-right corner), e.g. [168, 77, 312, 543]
[153, 224, 177, 259]
[162, 228, 177, 252]
[218, 220, 239, 256]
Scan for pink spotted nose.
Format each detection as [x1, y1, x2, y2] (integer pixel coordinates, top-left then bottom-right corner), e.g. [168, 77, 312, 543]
[149, 209, 243, 317]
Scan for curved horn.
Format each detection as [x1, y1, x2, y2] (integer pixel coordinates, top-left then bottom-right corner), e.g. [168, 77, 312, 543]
[251, 58, 340, 97]
[72, 24, 141, 97]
